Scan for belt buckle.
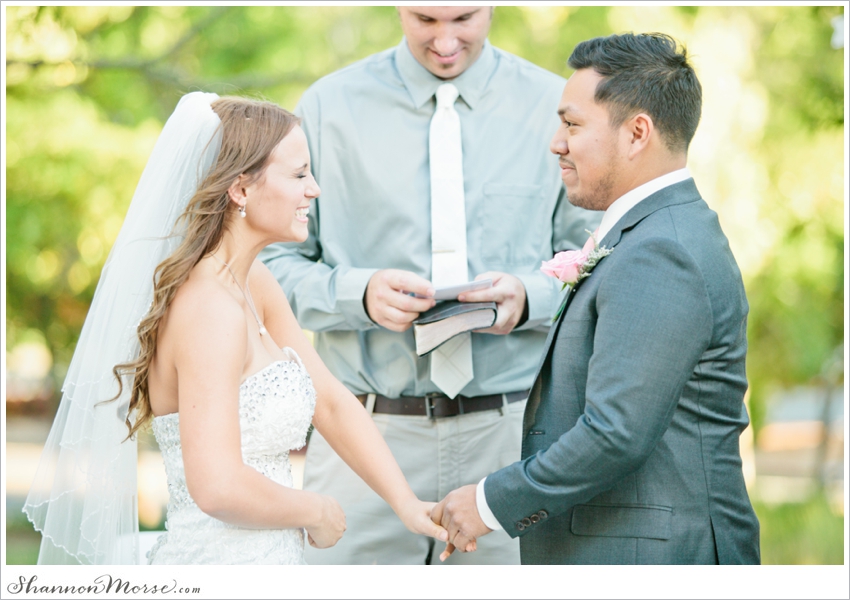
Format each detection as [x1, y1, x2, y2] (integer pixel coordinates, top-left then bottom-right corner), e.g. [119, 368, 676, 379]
[424, 392, 442, 420]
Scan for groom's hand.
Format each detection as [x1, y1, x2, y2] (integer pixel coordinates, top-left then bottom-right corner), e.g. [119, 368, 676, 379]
[457, 272, 527, 334]
[365, 269, 436, 332]
[430, 484, 492, 560]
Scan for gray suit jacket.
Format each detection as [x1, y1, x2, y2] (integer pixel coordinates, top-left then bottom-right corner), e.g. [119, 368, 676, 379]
[485, 179, 760, 564]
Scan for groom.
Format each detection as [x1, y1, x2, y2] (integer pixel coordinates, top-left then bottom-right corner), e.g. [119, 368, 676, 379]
[432, 33, 761, 564]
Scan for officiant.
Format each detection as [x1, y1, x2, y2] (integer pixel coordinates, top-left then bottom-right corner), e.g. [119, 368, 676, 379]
[261, 5, 598, 565]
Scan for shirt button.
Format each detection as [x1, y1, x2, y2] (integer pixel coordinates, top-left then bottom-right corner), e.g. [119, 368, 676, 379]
[538, 510, 548, 519]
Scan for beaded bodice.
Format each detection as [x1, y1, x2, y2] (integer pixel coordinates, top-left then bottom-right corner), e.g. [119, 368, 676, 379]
[147, 347, 316, 565]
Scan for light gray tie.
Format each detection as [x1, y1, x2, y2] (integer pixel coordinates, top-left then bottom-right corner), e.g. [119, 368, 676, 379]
[429, 83, 473, 399]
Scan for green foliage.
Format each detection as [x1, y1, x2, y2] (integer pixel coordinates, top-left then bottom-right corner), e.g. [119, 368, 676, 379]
[488, 6, 614, 76]
[5, 5, 844, 571]
[732, 6, 845, 431]
[5, 5, 408, 381]
[756, 6, 844, 131]
[5, 529, 41, 566]
[5, 6, 845, 433]
[4, 508, 41, 565]
[754, 494, 845, 565]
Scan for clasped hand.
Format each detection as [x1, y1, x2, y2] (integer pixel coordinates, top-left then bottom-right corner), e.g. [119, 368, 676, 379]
[430, 484, 492, 562]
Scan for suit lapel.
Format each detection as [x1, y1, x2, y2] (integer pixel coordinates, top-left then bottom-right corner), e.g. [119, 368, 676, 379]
[597, 178, 701, 249]
[523, 179, 702, 436]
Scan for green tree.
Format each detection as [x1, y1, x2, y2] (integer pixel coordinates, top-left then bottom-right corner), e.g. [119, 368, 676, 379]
[5, 5, 845, 435]
[4, 4, 845, 569]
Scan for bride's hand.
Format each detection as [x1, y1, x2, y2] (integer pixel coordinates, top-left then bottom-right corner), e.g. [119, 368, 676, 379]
[304, 494, 346, 549]
[396, 498, 449, 542]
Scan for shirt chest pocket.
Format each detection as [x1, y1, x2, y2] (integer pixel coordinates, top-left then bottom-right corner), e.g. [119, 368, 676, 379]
[476, 183, 546, 269]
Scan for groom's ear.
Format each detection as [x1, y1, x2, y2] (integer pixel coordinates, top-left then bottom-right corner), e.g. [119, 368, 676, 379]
[226, 175, 248, 209]
[624, 112, 653, 160]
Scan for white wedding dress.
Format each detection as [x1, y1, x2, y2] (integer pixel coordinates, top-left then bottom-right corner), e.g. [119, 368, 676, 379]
[147, 347, 316, 565]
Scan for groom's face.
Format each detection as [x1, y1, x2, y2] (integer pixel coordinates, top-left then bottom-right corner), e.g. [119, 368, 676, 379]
[550, 68, 625, 212]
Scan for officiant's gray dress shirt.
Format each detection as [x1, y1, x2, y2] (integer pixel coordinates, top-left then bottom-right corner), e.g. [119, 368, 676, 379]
[261, 39, 599, 398]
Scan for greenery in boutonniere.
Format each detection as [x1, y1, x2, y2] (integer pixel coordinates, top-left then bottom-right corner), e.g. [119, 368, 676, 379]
[541, 230, 614, 321]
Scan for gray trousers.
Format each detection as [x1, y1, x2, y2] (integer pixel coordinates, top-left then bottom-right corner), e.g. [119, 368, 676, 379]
[303, 401, 525, 565]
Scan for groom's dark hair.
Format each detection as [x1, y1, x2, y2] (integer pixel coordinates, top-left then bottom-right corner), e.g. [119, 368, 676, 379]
[568, 32, 702, 153]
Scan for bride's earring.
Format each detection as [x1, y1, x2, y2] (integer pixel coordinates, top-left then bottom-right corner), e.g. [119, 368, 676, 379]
[239, 204, 247, 218]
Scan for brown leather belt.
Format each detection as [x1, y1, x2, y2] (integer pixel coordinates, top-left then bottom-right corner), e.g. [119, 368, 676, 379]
[356, 390, 528, 419]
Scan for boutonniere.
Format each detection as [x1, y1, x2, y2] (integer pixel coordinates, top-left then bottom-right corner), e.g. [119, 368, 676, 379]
[541, 229, 614, 321]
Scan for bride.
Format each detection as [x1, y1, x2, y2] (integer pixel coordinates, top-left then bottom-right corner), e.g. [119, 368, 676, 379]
[23, 92, 446, 564]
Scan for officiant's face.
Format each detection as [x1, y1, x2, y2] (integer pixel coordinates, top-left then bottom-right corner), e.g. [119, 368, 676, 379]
[551, 68, 626, 212]
[398, 6, 492, 79]
[247, 125, 320, 243]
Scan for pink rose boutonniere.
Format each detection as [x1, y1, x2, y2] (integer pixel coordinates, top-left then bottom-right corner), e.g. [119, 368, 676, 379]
[541, 230, 613, 321]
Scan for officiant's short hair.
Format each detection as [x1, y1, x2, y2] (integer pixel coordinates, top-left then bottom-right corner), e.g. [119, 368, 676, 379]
[568, 32, 702, 153]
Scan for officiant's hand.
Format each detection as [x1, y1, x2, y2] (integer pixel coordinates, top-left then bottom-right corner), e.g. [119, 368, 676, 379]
[457, 272, 527, 334]
[305, 494, 347, 549]
[365, 269, 436, 332]
[431, 484, 492, 561]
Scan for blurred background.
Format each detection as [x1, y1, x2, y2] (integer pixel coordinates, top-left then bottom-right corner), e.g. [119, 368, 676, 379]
[4, 5, 846, 565]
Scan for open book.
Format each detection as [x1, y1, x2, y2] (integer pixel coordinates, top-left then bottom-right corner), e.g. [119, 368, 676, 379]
[413, 301, 497, 356]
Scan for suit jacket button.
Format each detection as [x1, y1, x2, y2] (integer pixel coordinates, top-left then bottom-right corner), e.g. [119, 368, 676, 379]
[537, 510, 548, 519]
[530, 514, 540, 524]
[521, 517, 532, 527]
[516, 522, 526, 531]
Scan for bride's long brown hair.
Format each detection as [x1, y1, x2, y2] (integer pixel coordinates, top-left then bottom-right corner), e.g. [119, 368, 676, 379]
[111, 96, 299, 439]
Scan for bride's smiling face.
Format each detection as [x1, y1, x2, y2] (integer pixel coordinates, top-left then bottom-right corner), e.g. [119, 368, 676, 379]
[245, 125, 319, 243]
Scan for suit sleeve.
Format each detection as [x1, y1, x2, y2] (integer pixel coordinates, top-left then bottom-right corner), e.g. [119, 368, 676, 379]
[259, 88, 379, 332]
[484, 236, 713, 535]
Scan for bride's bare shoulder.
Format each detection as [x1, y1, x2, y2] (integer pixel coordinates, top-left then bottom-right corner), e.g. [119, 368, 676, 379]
[249, 259, 291, 310]
[166, 266, 246, 349]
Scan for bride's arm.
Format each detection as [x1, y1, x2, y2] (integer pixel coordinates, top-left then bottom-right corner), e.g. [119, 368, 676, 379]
[253, 262, 448, 542]
[170, 281, 345, 547]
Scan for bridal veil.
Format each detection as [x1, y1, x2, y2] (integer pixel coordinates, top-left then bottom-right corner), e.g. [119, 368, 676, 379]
[23, 91, 222, 564]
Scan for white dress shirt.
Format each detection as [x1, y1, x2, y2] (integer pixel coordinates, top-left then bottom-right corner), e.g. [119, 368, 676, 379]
[595, 167, 692, 242]
[475, 167, 693, 531]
